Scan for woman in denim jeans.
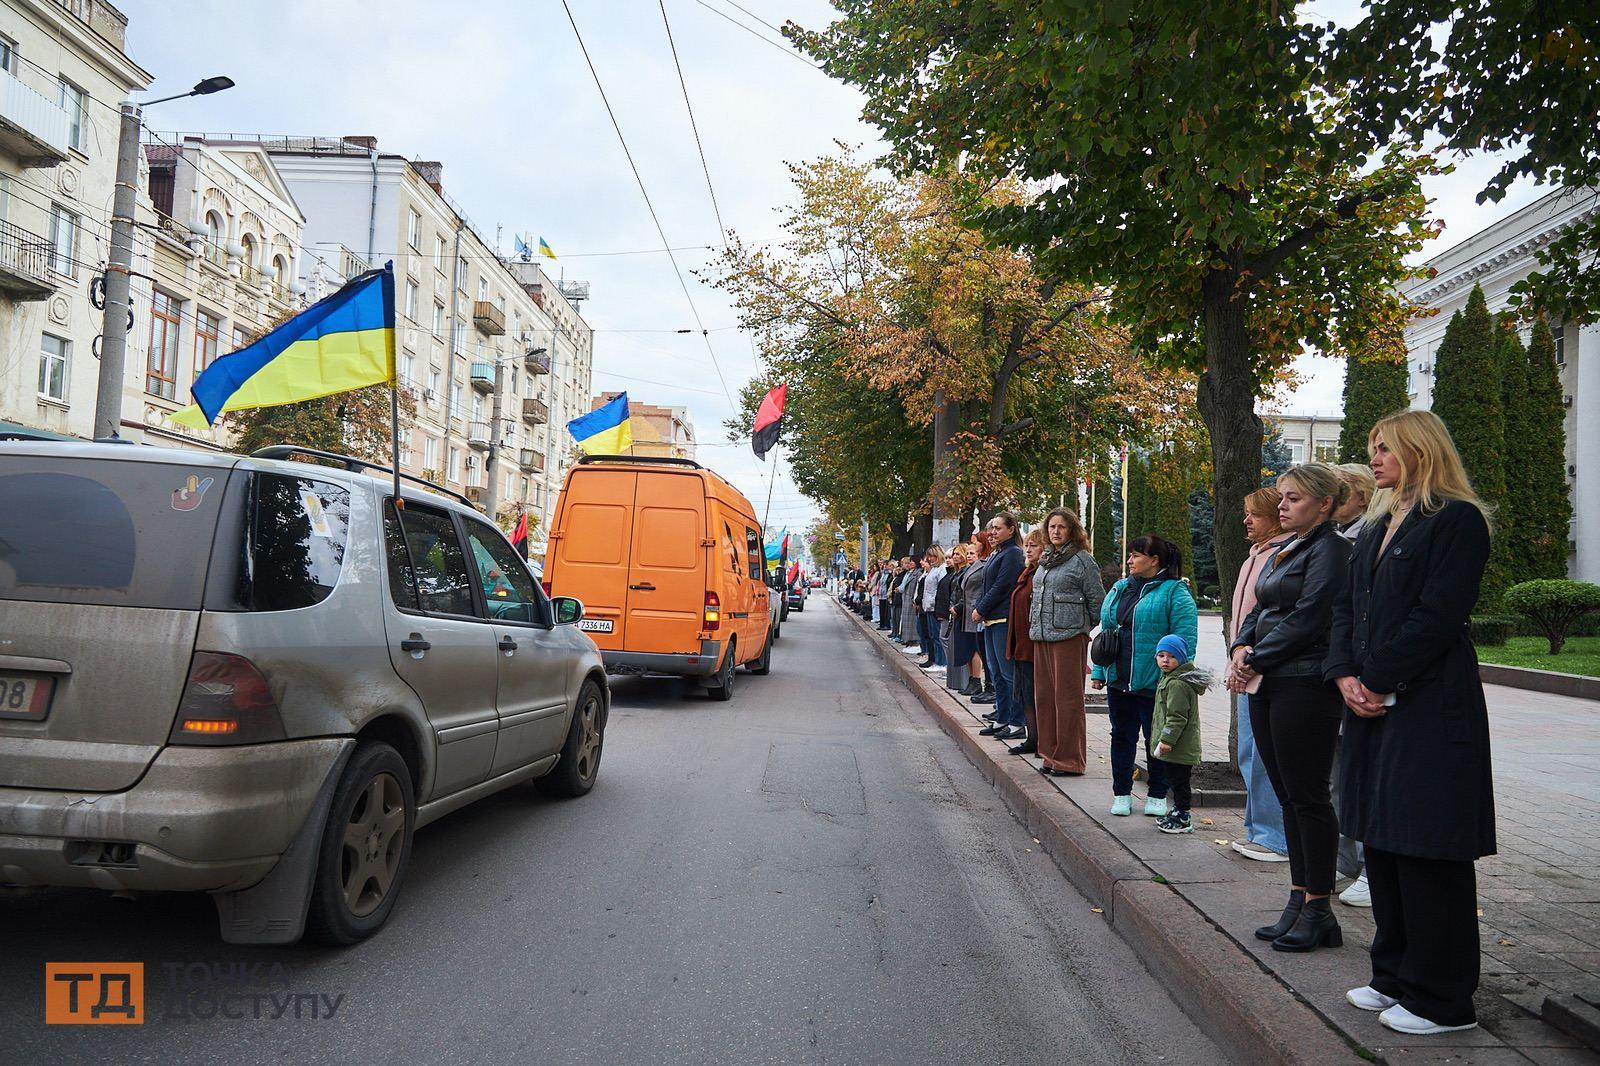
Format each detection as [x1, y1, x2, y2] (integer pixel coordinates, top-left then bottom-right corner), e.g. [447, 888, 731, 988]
[1090, 535, 1197, 818]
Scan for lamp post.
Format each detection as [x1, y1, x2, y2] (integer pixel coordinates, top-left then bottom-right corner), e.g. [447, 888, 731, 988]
[93, 76, 234, 440]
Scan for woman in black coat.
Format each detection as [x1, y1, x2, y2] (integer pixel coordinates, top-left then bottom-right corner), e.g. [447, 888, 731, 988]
[1325, 410, 1496, 1037]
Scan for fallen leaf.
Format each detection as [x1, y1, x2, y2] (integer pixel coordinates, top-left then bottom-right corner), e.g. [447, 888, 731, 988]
[1091, 907, 1104, 914]
[1214, 839, 1230, 845]
[1199, 818, 1214, 827]
[1498, 938, 1515, 946]
[1032, 838, 1041, 844]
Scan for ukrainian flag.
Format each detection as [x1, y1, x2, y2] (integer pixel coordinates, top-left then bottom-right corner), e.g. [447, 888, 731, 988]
[538, 237, 556, 260]
[566, 392, 632, 454]
[170, 267, 395, 429]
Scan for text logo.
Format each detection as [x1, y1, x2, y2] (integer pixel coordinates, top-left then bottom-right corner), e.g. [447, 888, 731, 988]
[45, 963, 144, 1024]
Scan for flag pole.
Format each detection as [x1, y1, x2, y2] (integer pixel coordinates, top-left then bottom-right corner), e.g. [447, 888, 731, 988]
[391, 383, 403, 509]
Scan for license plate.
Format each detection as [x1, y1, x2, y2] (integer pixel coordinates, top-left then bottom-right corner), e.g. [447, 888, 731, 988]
[577, 618, 614, 634]
[0, 673, 55, 721]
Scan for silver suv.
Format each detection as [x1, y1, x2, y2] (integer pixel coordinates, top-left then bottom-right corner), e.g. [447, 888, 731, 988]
[0, 441, 607, 945]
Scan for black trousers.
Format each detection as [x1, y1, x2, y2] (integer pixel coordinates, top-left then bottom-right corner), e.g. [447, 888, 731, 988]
[1160, 760, 1192, 812]
[1366, 846, 1481, 1026]
[1249, 674, 1343, 894]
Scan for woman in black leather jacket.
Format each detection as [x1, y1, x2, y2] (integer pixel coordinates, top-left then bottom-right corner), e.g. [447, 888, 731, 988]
[1229, 462, 1353, 954]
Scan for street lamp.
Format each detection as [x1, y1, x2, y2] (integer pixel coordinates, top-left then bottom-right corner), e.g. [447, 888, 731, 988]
[93, 75, 234, 440]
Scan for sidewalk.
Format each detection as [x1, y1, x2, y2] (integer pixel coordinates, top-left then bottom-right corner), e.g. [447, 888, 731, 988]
[844, 599, 1600, 1064]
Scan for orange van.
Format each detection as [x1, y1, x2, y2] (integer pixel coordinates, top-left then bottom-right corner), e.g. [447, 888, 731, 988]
[544, 455, 774, 699]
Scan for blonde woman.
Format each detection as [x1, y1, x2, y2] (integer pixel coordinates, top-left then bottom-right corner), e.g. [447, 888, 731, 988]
[1327, 410, 1495, 1036]
[1333, 463, 1377, 544]
[1230, 463, 1352, 954]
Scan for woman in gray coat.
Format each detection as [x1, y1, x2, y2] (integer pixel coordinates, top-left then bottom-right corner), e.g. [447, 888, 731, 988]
[955, 537, 990, 698]
[1028, 508, 1104, 775]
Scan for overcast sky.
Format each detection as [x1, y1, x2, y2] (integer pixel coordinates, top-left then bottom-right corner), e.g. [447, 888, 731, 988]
[121, 1, 1546, 535]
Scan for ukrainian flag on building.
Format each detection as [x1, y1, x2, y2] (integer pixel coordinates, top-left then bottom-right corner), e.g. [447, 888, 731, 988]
[171, 267, 395, 428]
[566, 392, 632, 454]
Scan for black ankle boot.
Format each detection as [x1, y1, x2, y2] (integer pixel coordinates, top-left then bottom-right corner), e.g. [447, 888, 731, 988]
[1272, 896, 1342, 953]
[1254, 890, 1305, 942]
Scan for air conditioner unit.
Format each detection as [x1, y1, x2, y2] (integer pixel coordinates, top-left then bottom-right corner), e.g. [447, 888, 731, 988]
[423, 388, 437, 403]
[1417, 363, 1431, 374]
[465, 454, 479, 470]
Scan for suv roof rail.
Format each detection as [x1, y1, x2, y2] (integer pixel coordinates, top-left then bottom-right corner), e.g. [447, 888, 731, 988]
[576, 453, 702, 470]
[249, 445, 479, 510]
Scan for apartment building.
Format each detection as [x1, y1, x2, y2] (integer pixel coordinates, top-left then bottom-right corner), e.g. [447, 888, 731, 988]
[0, 0, 149, 435]
[259, 137, 593, 532]
[1401, 186, 1600, 582]
[1271, 412, 1342, 466]
[591, 389, 698, 460]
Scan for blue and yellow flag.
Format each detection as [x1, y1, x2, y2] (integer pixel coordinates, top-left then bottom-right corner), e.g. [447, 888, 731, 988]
[538, 237, 556, 260]
[171, 266, 395, 429]
[566, 392, 632, 454]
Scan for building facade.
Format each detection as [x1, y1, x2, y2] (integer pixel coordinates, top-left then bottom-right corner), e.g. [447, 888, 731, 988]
[1271, 412, 1342, 466]
[1401, 186, 1599, 583]
[258, 137, 593, 533]
[592, 389, 697, 460]
[0, 0, 149, 435]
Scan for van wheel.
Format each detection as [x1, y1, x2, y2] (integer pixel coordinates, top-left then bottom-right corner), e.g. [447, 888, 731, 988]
[706, 641, 736, 701]
[539, 679, 605, 798]
[747, 632, 773, 675]
[305, 741, 414, 946]
[773, 621, 781, 641]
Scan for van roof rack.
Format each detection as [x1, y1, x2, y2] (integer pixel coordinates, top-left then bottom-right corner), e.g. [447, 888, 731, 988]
[249, 445, 478, 510]
[576, 453, 702, 470]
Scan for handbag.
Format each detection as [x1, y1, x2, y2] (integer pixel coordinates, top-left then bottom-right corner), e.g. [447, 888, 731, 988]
[1089, 627, 1120, 667]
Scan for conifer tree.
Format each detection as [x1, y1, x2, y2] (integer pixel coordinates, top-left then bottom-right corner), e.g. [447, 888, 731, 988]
[1496, 329, 1533, 579]
[1338, 352, 1411, 463]
[1431, 284, 1510, 608]
[1091, 473, 1116, 560]
[1521, 319, 1574, 580]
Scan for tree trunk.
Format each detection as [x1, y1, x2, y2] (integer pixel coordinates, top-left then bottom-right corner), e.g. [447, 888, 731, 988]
[909, 511, 934, 554]
[931, 391, 961, 547]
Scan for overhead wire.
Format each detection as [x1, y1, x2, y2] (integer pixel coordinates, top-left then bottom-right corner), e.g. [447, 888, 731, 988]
[689, 0, 823, 70]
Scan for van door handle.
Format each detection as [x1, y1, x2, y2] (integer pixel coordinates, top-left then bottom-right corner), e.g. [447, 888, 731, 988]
[629, 582, 655, 591]
[498, 636, 518, 654]
[401, 633, 431, 655]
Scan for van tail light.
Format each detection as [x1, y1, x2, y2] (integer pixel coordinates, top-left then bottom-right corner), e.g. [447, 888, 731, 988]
[703, 591, 721, 631]
[169, 652, 287, 746]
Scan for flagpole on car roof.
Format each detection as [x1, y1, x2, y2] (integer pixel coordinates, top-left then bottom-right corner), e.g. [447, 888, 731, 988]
[385, 262, 403, 510]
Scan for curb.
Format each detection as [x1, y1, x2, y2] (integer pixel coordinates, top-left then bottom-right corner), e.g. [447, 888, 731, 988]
[1479, 661, 1600, 702]
[839, 601, 1363, 1064]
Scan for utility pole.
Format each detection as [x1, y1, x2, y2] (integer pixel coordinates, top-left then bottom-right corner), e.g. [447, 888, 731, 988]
[484, 359, 505, 517]
[92, 103, 141, 440]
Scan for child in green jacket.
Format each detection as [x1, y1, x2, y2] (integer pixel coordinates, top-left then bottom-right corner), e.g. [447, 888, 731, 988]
[1150, 634, 1214, 835]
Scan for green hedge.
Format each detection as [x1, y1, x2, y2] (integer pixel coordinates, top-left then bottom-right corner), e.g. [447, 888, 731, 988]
[1469, 616, 1517, 647]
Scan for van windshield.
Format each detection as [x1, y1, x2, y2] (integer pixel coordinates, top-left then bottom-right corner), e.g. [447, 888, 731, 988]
[0, 455, 229, 610]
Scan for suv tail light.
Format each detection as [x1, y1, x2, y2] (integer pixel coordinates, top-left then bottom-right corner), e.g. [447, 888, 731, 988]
[169, 652, 287, 745]
[703, 591, 721, 631]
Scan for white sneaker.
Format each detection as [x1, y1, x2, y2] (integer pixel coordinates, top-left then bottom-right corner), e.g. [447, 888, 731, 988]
[922, 663, 943, 672]
[1378, 1004, 1477, 1035]
[1339, 873, 1372, 908]
[1346, 986, 1399, 1012]
[1231, 840, 1291, 863]
[901, 645, 921, 655]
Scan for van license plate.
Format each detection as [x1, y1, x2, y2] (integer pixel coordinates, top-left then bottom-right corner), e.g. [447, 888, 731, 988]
[577, 619, 614, 634]
[0, 674, 54, 721]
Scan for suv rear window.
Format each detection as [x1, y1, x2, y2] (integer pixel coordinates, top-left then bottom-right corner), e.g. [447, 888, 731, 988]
[0, 456, 229, 610]
[244, 474, 351, 611]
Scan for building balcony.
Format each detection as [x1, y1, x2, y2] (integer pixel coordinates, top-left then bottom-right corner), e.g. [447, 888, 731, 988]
[464, 485, 484, 506]
[519, 448, 544, 473]
[521, 397, 548, 425]
[0, 67, 70, 165]
[524, 348, 550, 374]
[469, 362, 495, 392]
[0, 220, 57, 300]
[472, 301, 505, 336]
[467, 421, 492, 448]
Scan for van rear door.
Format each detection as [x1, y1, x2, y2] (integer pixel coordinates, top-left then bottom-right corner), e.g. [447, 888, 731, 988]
[627, 471, 707, 655]
[551, 467, 635, 650]
[0, 453, 232, 792]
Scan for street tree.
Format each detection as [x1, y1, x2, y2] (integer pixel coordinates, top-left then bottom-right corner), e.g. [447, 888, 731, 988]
[1333, 2, 1600, 321]
[793, 1, 1440, 611]
[713, 153, 1163, 539]
[225, 383, 412, 466]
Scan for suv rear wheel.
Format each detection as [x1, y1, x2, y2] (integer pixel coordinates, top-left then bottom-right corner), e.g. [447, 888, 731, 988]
[305, 741, 414, 945]
[706, 640, 736, 701]
[538, 679, 606, 798]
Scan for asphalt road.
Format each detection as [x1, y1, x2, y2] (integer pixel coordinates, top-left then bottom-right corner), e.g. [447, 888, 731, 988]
[3, 597, 1224, 1065]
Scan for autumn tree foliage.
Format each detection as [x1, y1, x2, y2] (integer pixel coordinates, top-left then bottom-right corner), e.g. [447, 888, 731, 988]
[712, 152, 1165, 535]
[791, 1, 1441, 611]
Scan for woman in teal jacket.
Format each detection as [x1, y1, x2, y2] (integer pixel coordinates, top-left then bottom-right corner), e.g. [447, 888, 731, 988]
[1091, 535, 1199, 818]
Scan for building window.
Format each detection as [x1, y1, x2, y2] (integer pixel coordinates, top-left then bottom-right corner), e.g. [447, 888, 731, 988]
[407, 209, 421, 250]
[471, 394, 484, 422]
[449, 378, 461, 414]
[432, 301, 444, 337]
[0, 36, 17, 75]
[476, 276, 488, 302]
[148, 292, 181, 399]
[38, 334, 69, 401]
[424, 436, 439, 472]
[434, 234, 447, 273]
[428, 366, 441, 398]
[400, 351, 416, 384]
[232, 326, 253, 351]
[405, 279, 419, 321]
[456, 257, 468, 291]
[1553, 320, 1567, 367]
[448, 446, 460, 483]
[48, 205, 78, 276]
[57, 80, 86, 152]
[272, 254, 289, 290]
[193, 310, 220, 378]
[520, 476, 529, 500]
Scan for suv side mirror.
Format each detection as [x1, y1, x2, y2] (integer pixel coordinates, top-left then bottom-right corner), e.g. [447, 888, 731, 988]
[552, 596, 584, 625]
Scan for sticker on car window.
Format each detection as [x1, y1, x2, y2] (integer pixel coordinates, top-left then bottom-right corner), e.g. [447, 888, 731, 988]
[299, 487, 334, 538]
[171, 475, 215, 511]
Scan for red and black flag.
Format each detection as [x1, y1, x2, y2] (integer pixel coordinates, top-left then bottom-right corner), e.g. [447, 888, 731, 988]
[752, 383, 787, 461]
[510, 511, 529, 558]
